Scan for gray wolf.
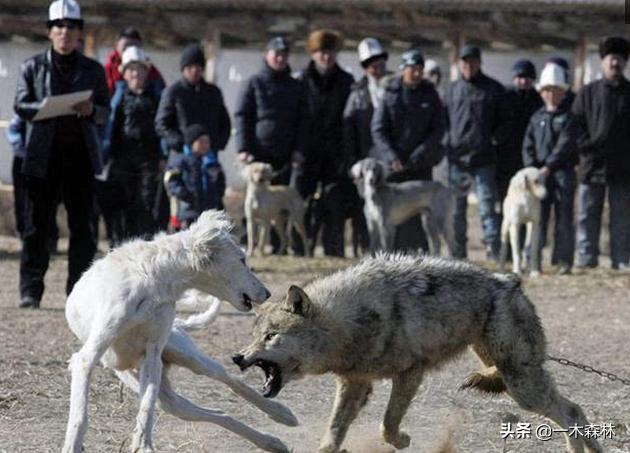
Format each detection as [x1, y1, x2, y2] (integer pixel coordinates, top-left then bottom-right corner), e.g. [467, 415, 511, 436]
[235, 253, 602, 453]
[499, 167, 547, 276]
[244, 162, 310, 257]
[350, 158, 456, 255]
[62, 210, 296, 453]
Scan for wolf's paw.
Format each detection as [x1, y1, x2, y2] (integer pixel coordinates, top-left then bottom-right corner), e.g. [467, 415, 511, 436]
[383, 430, 411, 449]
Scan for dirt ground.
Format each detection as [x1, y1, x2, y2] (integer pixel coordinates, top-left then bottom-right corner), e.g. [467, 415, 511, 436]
[1, 226, 630, 453]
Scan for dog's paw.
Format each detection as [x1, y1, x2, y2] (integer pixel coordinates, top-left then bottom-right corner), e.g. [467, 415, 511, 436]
[529, 270, 541, 278]
[259, 433, 290, 453]
[266, 400, 299, 427]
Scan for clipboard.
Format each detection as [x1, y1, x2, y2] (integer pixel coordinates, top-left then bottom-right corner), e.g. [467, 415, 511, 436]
[32, 90, 93, 121]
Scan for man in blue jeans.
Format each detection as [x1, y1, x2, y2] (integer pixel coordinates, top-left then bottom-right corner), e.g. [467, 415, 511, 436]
[573, 36, 630, 271]
[444, 44, 511, 260]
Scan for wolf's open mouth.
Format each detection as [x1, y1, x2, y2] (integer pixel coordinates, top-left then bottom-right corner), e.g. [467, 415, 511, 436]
[255, 359, 282, 398]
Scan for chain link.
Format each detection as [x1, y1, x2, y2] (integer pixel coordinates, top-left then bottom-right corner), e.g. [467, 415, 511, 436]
[547, 355, 630, 386]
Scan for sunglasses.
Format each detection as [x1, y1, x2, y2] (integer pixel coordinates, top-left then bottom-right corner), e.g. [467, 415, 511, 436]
[50, 20, 81, 30]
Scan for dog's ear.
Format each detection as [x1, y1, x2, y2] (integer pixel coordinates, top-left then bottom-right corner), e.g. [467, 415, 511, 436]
[188, 210, 233, 269]
[350, 161, 363, 180]
[283, 285, 313, 317]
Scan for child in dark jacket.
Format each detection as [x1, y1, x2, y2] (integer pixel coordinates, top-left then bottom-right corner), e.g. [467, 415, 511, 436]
[164, 124, 225, 231]
[522, 63, 579, 274]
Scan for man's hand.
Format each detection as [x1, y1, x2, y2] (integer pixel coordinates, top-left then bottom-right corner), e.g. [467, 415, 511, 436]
[540, 166, 551, 178]
[238, 152, 253, 164]
[73, 100, 94, 117]
[391, 159, 404, 172]
[291, 151, 305, 164]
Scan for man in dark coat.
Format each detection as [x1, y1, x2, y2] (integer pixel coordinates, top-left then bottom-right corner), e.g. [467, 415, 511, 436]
[155, 44, 231, 210]
[444, 44, 511, 260]
[372, 49, 445, 251]
[14, 0, 110, 307]
[497, 59, 543, 202]
[294, 29, 355, 257]
[573, 36, 630, 271]
[234, 37, 307, 185]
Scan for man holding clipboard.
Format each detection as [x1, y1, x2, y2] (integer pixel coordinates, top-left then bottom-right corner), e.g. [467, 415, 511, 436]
[13, 0, 109, 308]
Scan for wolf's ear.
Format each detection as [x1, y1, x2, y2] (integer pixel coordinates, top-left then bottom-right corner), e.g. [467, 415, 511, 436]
[283, 285, 313, 317]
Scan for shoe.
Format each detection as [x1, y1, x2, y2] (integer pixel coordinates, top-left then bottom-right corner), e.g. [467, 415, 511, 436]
[556, 264, 572, 275]
[617, 263, 630, 274]
[575, 261, 597, 269]
[18, 296, 40, 309]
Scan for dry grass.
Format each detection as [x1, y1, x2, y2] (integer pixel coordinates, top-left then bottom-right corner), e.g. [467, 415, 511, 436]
[1, 224, 629, 452]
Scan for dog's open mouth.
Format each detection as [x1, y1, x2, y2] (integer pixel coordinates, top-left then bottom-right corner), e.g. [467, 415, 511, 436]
[255, 359, 282, 398]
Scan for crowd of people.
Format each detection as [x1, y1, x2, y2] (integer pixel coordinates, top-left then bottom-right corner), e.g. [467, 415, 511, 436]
[8, 0, 630, 309]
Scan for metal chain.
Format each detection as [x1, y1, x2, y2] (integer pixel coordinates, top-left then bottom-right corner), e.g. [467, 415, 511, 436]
[547, 355, 630, 386]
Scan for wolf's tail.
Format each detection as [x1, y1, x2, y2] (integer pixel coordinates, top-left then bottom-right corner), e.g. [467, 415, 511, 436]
[174, 290, 222, 331]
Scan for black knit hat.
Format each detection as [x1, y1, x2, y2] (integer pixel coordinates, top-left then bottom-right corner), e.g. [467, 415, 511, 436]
[599, 36, 630, 60]
[180, 44, 206, 70]
[460, 44, 481, 60]
[512, 59, 536, 79]
[183, 124, 209, 147]
[119, 26, 142, 42]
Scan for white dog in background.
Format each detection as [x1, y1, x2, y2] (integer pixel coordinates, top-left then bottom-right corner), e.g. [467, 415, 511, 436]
[62, 210, 296, 453]
[499, 167, 548, 276]
[244, 162, 310, 257]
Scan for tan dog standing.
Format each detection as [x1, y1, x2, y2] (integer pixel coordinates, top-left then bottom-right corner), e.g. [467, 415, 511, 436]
[499, 167, 548, 276]
[244, 162, 310, 257]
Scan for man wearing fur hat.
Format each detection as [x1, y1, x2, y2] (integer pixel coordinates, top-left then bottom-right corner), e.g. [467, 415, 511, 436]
[295, 29, 355, 257]
[13, 0, 110, 308]
[573, 36, 630, 272]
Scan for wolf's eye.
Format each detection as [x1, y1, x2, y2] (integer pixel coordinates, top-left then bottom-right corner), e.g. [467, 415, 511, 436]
[265, 332, 277, 342]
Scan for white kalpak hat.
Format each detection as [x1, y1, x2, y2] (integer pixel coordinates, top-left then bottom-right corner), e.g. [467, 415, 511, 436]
[357, 38, 388, 67]
[537, 63, 569, 91]
[120, 46, 151, 72]
[47, 0, 83, 26]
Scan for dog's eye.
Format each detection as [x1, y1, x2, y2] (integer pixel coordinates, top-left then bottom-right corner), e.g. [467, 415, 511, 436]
[265, 332, 277, 342]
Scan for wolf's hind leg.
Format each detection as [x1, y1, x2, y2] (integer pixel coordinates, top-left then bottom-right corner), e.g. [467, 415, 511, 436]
[502, 366, 603, 453]
[380, 365, 424, 449]
[318, 378, 372, 453]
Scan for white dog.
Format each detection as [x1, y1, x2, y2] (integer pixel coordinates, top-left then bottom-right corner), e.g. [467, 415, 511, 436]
[499, 167, 547, 276]
[62, 210, 296, 453]
[244, 162, 310, 257]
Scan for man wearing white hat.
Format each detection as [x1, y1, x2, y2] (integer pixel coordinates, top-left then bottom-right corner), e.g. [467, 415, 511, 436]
[13, 0, 110, 308]
[522, 63, 579, 275]
[101, 46, 163, 244]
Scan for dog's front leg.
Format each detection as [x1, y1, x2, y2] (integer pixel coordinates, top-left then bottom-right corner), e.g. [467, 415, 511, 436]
[162, 331, 298, 427]
[258, 221, 271, 256]
[529, 220, 542, 277]
[246, 216, 256, 257]
[509, 224, 521, 274]
[318, 377, 372, 453]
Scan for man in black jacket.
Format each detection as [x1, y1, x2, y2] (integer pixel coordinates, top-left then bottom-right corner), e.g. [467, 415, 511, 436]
[14, 0, 110, 308]
[573, 36, 630, 271]
[234, 37, 307, 185]
[497, 59, 543, 202]
[155, 43, 230, 208]
[372, 49, 445, 251]
[294, 29, 355, 257]
[444, 44, 510, 260]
